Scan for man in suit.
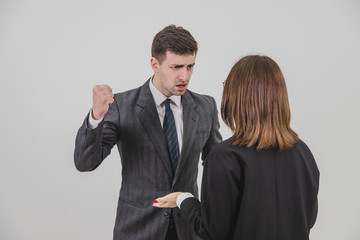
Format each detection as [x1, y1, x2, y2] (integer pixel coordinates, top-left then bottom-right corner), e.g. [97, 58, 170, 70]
[74, 25, 222, 240]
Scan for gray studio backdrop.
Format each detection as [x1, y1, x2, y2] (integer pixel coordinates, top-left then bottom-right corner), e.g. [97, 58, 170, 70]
[0, 0, 359, 239]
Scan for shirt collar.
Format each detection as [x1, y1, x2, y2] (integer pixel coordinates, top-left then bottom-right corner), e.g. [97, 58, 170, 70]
[149, 77, 181, 107]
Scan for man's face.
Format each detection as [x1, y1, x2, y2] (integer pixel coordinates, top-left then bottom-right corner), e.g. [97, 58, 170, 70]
[151, 51, 196, 97]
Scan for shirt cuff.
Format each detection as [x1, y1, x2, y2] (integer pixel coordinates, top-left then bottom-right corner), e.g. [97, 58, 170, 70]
[176, 193, 194, 209]
[88, 110, 103, 129]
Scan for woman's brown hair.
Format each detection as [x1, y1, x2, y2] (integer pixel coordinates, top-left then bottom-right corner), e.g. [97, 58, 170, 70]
[221, 55, 298, 150]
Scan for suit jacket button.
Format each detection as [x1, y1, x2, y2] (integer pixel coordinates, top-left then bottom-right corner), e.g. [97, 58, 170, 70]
[164, 212, 170, 218]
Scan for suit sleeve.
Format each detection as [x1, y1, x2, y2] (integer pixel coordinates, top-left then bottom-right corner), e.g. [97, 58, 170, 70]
[201, 97, 222, 161]
[180, 147, 242, 240]
[74, 101, 120, 171]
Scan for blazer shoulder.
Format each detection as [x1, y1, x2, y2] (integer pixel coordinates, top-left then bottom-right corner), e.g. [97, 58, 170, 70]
[203, 139, 248, 174]
[113, 80, 152, 105]
[186, 89, 217, 106]
[286, 139, 320, 175]
[114, 85, 142, 101]
[291, 139, 315, 160]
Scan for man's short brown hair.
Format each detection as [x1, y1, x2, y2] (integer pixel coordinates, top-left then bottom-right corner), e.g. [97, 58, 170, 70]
[151, 25, 198, 64]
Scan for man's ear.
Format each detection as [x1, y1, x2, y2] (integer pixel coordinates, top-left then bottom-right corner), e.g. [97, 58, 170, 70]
[150, 57, 159, 72]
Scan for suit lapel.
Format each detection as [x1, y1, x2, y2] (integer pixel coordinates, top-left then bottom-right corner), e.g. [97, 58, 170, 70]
[173, 91, 199, 184]
[137, 80, 174, 179]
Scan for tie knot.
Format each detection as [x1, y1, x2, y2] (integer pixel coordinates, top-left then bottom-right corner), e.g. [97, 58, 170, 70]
[163, 99, 171, 109]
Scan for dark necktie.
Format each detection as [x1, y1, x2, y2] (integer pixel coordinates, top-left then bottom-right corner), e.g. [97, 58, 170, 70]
[163, 99, 179, 174]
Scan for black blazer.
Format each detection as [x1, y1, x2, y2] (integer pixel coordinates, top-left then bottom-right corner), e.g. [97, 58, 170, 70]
[180, 138, 319, 240]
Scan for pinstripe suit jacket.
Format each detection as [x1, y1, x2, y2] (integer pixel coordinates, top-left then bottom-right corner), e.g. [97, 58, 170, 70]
[74, 79, 222, 239]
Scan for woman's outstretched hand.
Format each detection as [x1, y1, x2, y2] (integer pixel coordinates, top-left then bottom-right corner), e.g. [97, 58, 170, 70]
[153, 192, 184, 208]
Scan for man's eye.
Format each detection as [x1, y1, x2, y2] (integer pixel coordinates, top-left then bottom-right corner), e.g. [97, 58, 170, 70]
[188, 65, 194, 69]
[172, 66, 179, 69]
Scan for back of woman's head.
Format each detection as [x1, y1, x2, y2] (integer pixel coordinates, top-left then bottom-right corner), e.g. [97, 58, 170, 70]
[221, 55, 298, 150]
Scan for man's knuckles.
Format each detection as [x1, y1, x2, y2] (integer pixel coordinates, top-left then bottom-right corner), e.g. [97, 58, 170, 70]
[93, 85, 113, 93]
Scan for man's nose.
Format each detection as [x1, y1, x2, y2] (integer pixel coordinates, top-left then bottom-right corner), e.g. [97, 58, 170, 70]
[179, 68, 190, 80]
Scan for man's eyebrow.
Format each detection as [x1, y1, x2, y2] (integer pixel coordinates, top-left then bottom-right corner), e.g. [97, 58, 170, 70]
[170, 63, 195, 67]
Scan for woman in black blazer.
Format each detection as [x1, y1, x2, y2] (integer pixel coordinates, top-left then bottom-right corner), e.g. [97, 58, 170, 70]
[154, 55, 319, 240]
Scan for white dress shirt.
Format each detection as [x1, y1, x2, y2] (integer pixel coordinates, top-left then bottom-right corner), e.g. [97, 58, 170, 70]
[176, 192, 195, 208]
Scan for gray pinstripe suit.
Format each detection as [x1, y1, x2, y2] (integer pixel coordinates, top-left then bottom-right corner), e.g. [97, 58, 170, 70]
[74, 79, 222, 239]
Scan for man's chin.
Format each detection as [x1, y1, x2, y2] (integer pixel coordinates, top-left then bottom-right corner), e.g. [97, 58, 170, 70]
[173, 90, 187, 96]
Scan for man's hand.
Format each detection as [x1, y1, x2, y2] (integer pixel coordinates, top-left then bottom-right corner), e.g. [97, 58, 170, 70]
[92, 84, 114, 120]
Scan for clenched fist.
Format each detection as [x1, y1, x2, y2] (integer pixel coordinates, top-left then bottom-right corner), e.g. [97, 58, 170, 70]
[91, 84, 114, 120]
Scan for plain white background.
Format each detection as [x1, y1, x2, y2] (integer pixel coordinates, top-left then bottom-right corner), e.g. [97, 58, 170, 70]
[1, 0, 359, 239]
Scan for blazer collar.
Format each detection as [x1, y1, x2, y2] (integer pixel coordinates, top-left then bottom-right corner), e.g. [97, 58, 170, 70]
[136, 79, 174, 179]
[173, 90, 199, 184]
